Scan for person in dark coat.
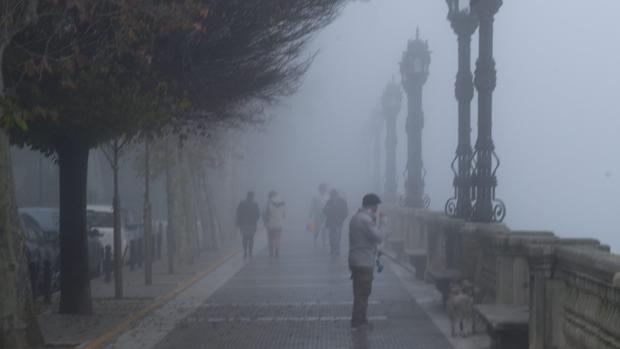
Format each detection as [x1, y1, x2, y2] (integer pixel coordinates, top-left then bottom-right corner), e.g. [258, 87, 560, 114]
[323, 189, 349, 256]
[236, 191, 260, 259]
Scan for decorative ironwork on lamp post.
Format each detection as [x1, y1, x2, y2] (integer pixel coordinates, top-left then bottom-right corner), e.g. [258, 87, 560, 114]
[401, 28, 431, 208]
[444, 0, 478, 219]
[470, 0, 506, 222]
[382, 80, 403, 203]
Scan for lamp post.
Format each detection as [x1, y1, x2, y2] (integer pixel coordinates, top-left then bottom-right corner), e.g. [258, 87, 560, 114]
[382, 80, 403, 203]
[444, 0, 478, 219]
[470, 0, 505, 222]
[401, 28, 431, 208]
[371, 108, 384, 194]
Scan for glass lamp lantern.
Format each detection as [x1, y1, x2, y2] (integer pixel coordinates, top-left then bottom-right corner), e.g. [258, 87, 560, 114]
[446, 0, 471, 18]
[413, 58, 423, 74]
[382, 81, 402, 117]
[400, 28, 431, 85]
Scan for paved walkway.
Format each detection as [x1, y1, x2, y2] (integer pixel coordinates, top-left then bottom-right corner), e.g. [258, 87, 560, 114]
[111, 230, 455, 349]
[37, 240, 239, 348]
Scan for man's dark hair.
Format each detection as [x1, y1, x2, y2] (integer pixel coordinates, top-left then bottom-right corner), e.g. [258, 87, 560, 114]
[362, 193, 381, 207]
[247, 191, 255, 200]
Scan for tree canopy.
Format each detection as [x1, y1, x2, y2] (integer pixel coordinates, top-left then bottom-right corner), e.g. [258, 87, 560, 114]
[1, 0, 347, 315]
[2, 0, 346, 148]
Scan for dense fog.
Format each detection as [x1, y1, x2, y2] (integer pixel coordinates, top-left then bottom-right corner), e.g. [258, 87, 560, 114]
[246, 0, 620, 252]
[10, 0, 620, 252]
[6, 1, 620, 347]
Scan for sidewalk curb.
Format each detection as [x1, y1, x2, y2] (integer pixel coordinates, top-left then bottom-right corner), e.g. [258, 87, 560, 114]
[78, 247, 240, 349]
[382, 248, 418, 276]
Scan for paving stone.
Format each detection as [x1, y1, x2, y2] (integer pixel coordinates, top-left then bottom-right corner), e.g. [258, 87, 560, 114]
[153, 232, 453, 349]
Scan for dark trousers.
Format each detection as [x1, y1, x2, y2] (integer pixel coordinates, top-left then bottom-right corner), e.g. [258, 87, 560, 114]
[327, 223, 343, 256]
[350, 266, 374, 327]
[240, 226, 256, 256]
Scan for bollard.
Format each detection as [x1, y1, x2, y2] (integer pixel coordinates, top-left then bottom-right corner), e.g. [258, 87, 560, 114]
[42, 260, 52, 304]
[104, 245, 112, 283]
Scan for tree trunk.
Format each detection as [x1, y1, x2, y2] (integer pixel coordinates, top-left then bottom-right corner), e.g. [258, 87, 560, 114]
[174, 147, 192, 266]
[143, 139, 152, 285]
[203, 174, 221, 250]
[0, 130, 43, 347]
[182, 153, 201, 260]
[164, 139, 175, 274]
[178, 153, 194, 265]
[0, 3, 45, 344]
[112, 142, 123, 298]
[200, 172, 219, 250]
[192, 167, 212, 250]
[188, 168, 202, 254]
[58, 139, 92, 314]
[0, 36, 43, 346]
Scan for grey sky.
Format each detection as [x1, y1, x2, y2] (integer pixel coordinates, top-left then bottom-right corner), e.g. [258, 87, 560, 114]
[250, 0, 620, 252]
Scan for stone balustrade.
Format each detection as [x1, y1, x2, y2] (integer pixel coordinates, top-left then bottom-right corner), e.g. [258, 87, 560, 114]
[383, 207, 620, 349]
[529, 242, 620, 349]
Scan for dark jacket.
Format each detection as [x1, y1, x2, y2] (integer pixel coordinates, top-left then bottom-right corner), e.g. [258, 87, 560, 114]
[236, 200, 260, 228]
[323, 197, 348, 227]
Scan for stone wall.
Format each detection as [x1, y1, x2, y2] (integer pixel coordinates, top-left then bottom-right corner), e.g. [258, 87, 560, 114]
[383, 207, 620, 349]
[541, 245, 620, 349]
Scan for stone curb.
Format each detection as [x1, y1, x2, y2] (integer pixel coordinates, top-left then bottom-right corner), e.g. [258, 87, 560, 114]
[382, 247, 417, 276]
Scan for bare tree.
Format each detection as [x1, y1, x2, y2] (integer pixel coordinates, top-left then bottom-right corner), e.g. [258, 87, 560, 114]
[100, 137, 130, 298]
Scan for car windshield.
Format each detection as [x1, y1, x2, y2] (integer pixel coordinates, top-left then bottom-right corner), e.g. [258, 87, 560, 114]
[87, 211, 113, 228]
[22, 210, 59, 234]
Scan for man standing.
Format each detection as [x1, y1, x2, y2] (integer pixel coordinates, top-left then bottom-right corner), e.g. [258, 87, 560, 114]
[323, 189, 348, 256]
[348, 193, 383, 331]
[236, 191, 260, 259]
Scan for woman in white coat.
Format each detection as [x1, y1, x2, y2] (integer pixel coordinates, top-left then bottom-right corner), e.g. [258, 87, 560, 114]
[263, 190, 286, 258]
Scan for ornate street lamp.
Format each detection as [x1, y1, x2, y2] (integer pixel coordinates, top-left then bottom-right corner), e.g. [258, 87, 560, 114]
[444, 0, 478, 219]
[371, 108, 384, 194]
[401, 28, 431, 208]
[470, 0, 506, 222]
[382, 80, 403, 203]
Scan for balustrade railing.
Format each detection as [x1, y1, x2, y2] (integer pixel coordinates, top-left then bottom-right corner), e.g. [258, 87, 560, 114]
[383, 207, 620, 349]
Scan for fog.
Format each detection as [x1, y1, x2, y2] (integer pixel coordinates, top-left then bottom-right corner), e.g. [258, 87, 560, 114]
[247, 0, 620, 252]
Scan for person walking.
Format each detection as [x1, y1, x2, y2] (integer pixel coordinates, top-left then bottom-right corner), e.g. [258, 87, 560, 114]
[348, 193, 384, 331]
[263, 190, 286, 258]
[236, 191, 260, 259]
[323, 189, 348, 256]
[309, 183, 329, 246]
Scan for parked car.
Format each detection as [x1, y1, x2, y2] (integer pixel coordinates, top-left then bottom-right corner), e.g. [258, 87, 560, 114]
[19, 207, 104, 278]
[19, 212, 59, 293]
[87, 205, 137, 264]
